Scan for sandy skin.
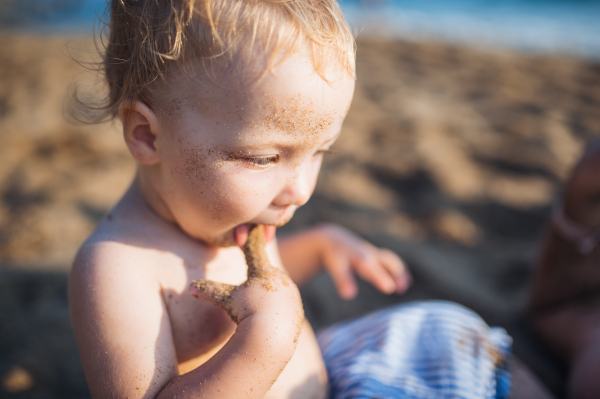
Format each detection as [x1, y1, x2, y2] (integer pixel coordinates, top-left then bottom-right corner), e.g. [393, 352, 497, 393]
[191, 224, 300, 325]
[190, 224, 305, 390]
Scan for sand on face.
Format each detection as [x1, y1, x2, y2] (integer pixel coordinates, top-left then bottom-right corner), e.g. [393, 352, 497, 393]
[3, 34, 598, 271]
[1, 33, 600, 396]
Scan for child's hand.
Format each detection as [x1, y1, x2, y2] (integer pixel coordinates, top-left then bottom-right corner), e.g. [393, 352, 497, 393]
[315, 224, 412, 300]
[190, 225, 304, 330]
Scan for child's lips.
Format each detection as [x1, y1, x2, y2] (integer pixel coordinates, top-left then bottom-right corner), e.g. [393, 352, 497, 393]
[263, 225, 276, 243]
[233, 224, 276, 247]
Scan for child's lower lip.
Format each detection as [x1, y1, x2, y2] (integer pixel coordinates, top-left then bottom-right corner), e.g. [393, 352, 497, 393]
[263, 225, 276, 243]
[233, 224, 276, 247]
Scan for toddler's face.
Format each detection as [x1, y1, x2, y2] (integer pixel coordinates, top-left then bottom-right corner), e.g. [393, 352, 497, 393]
[153, 54, 355, 247]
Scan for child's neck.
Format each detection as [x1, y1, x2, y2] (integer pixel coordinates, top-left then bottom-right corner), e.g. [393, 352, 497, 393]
[135, 168, 176, 224]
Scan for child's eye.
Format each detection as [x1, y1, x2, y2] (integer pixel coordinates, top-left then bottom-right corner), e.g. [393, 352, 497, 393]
[315, 148, 336, 157]
[243, 155, 279, 168]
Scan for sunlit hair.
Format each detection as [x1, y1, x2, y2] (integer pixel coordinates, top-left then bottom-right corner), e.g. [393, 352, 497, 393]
[73, 0, 355, 123]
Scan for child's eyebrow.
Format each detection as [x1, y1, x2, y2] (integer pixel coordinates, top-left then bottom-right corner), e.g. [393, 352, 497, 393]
[255, 111, 337, 137]
[236, 130, 341, 152]
[241, 93, 343, 137]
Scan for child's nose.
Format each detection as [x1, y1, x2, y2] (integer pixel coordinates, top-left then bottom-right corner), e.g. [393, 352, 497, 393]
[273, 169, 313, 207]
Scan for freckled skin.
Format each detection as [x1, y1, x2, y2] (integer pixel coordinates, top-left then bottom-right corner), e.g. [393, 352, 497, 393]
[150, 62, 352, 247]
[70, 52, 355, 399]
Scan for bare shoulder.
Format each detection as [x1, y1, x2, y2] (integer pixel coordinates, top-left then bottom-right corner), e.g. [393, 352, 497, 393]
[69, 221, 180, 398]
[69, 184, 196, 301]
[69, 233, 160, 318]
[69, 215, 166, 322]
[70, 225, 160, 290]
[67, 187, 240, 397]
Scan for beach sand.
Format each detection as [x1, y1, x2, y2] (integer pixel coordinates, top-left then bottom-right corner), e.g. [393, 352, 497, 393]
[0, 33, 599, 397]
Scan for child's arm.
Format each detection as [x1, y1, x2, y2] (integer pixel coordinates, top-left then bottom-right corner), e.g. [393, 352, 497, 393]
[278, 224, 411, 299]
[70, 236, 302, 398]
[158, 311, 301, 399]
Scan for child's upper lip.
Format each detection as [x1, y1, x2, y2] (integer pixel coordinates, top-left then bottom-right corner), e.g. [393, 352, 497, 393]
[268, 204, 293, 211]
[270, 204, 294, 218]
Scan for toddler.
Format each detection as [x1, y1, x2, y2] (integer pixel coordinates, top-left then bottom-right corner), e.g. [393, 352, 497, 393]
[69, 0, 534, 397]
[70, 1, 408, 397]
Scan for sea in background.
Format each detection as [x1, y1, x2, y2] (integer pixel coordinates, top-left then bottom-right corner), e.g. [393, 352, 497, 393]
[0, 0, 599, 58]
[2, 1, 600, 398]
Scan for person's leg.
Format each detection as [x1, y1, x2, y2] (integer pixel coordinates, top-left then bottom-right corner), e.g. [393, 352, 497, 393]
[568, 332, 600, 398]
[511, 357, 555, 399]
[529, 142, 600, 398]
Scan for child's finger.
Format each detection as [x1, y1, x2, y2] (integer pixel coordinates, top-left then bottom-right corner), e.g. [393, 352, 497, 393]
[323, 250, 357, 300]
[378, 249, 412, 293]
[243, 225, 271, 277]
[353, 253, 396, 294]
[189, 279, 236, 309]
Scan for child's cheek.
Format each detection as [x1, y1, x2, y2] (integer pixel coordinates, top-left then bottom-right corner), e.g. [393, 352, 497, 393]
[175, 146, 271, 223]
[212, 168, 277, 220]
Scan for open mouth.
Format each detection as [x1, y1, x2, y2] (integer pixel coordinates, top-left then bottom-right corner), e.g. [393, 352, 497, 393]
[234, 224, 276, 247]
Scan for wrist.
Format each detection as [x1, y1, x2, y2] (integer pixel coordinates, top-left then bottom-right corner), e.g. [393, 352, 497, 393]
[239, 311, 304, 352]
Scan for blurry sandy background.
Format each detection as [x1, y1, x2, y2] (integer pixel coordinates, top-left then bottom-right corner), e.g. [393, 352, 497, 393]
[0, 33, 599, 398]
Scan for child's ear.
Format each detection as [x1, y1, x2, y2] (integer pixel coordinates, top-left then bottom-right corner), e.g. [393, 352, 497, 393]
[120, 101, 162, 165]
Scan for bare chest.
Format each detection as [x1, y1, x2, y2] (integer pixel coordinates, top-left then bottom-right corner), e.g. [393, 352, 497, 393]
[153, 247, 328, 397]
[156, 249, 248, 371]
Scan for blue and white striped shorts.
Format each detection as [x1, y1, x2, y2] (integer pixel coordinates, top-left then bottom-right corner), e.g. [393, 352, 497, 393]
[317, 301, 512, 399]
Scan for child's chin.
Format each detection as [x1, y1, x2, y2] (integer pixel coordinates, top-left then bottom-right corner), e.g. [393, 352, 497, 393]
[199, 232, 237, 248]
[273, 214, 293, 227]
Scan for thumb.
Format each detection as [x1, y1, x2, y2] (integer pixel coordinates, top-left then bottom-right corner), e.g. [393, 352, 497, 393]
[244, 224, 270, 278]
[190, 279, 236, 309]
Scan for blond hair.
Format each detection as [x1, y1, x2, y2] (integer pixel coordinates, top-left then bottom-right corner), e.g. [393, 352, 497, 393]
[75, 0, 355, 122]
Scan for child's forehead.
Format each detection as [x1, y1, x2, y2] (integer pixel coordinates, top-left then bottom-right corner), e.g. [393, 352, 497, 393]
[171, 78, 348, 129]
[158, 54, 354, 147]
[240, 92, 338, 135]
[167, 52, 351, 108]
[168, 90, 344, 153]
[216, 91, 343, 149]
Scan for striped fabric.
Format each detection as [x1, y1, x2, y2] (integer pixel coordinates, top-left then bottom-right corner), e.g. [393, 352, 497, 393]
[317, 301, 512, 399]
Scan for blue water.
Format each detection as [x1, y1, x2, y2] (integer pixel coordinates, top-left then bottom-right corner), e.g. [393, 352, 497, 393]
[1, 0, 599, 58]
[0, 0, 105, 33]
[341, 0, 600, 58]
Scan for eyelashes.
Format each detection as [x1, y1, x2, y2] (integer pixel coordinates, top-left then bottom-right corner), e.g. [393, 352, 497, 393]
[233, 148, 336, 169]
[243, 155, 280, 168]
[316, 148, 337, 155]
